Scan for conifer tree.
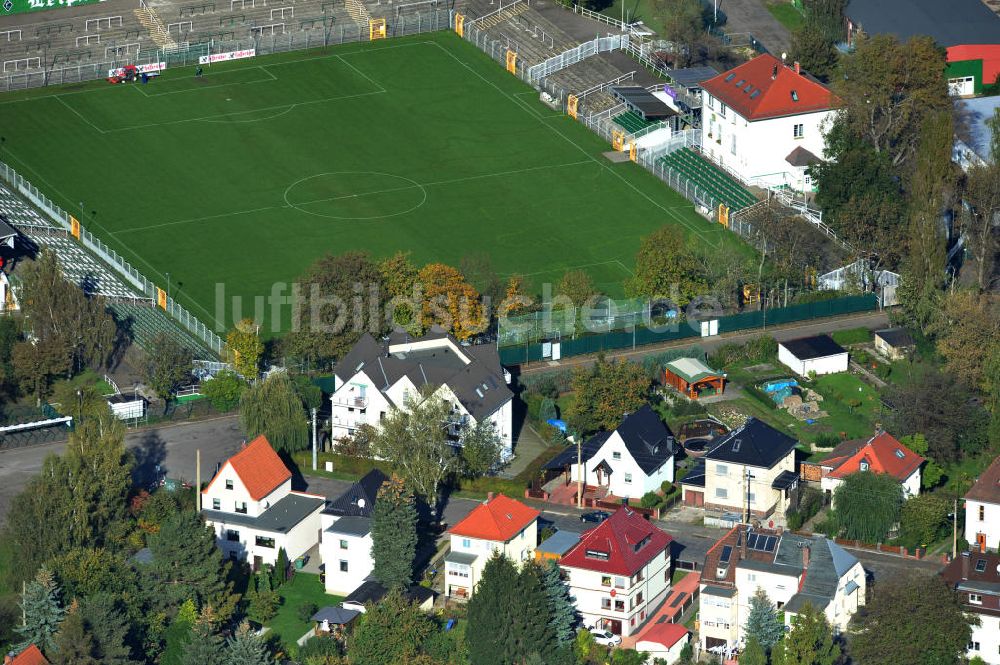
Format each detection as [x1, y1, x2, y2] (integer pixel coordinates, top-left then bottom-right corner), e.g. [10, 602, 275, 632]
[78, 594, 138, 665]
[272, 549, 289, 590]
[224, 622, 272, 665]
[744, 588, 784, 651]
[371, 474, 418, 590]
[467, 553, 520, 665]
[50, 601, 98, 665]
[541, 559, 577, 646]
[509, 561, 559, 663]
[771, 602, 841, 665]
[181, 612, 225, 665]
[740, 637, 767, 665]
[347, 588, 434, 665]
[16, 567, 65, 654]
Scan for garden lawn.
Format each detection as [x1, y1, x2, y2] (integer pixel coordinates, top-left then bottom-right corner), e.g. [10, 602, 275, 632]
[831, 327, 872, 346]
[807, 372, 879, 440]
[267, 573, 343, 649]
[765, 1, 806, 31]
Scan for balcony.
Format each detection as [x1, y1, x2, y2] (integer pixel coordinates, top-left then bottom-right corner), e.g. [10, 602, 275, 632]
[332, 395, 368, 409]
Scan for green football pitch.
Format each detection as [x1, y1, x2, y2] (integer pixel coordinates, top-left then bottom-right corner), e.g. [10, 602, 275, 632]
[0, 30, 748, 333]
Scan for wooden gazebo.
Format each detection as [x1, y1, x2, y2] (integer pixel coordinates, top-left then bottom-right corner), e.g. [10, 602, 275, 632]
[663, 358, 726, 399]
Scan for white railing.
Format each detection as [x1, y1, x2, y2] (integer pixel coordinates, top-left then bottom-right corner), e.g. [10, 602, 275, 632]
[576, 70, 635, 100]
[466, 0, 524, 30]
[527, 34, 627, 82]
[572, 4, 628, 30]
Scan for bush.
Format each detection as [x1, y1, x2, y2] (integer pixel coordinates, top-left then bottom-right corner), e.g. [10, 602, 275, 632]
[671, 399, 707, 417]
[640, 491, 663, 509]
[201, 369, 246, 412]
[814, 433, 840, 448]
[524, 392, 544, 421]
[539, 397, 558, 423]
[297, 602, 319, 622]
[520, 371, 571, 396]
[831, 327, 872, 346]
[744, 336, 778, 363]
[799, 487, 824, 521]
[787, 509, 803, 531]
[661, 480, 677, 497]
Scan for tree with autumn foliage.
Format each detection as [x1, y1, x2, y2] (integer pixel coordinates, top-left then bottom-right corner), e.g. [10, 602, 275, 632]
[568, 355, 650, 434]
[417, 263, 486, 340]
[499, 275, 529, 319]
[226, 318, 263, 381]
[625, 225, 706, 305]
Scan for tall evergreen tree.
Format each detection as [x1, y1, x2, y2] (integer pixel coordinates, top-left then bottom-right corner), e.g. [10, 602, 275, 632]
[740, 637, 767, 665]
[347, 588, 435, 665]
[541, 559, 577, 646]
[50, 602, 98, 665]
[744, 588, 784, 651]
[16, 567, 65, 654]
[79, 594, 138, 665]
[223, 622, 272, 665]
[371, 475, 418, 590]
[181, 613, 225, 665]
[272, 548, 289, 590]
[509, 562, 559, 663]
[467, 553, 520, 665]
[143, 511, 236, 622]
[771, 602, 841, 665]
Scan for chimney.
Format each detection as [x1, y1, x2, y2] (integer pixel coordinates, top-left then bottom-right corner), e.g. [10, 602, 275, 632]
[487, 492, 495, 501]
[741, 527, 749, 559]
[962, 550, 971, 579]
[794, 61, 801, 75]
[5, 652, 15, 665]
[802, 544, 811, 570]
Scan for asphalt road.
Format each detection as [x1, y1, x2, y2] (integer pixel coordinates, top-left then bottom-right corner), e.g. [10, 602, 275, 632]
[518, 311, 890, 376]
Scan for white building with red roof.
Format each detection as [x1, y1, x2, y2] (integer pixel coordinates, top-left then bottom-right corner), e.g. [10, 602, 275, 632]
[965, 455, 1000, 553]
[444, 493, 540, 599]
[202, 435, 325, 569]
[812, 431, 924, 499]
[559, 507, 673, 637]
[700, 54, 837, 192]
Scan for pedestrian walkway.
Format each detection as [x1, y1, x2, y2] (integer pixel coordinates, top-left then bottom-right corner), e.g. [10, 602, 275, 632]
[621, 571, 700, 649]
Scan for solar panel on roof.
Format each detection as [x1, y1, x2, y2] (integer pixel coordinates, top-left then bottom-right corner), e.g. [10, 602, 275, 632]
[763, 536, 777, 552]
[720, 545, 733, 564]
[746, 533, 759, 549]
[976, 559, 987, 572]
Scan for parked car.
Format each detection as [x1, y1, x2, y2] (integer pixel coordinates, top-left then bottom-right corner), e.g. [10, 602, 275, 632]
[587, 626, 622, 647]
[580, 510, 611, 524]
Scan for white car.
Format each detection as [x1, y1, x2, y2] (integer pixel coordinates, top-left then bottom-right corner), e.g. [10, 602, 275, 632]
[587, 627, 622, 647]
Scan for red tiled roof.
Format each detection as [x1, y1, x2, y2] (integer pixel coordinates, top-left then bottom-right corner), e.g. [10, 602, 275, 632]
[11, 645, 49, 665]
[966, 456, 1000, 505]
[701, 54, 837, 121]
[449, 494, 539, 542]
[202, 435, 291, 501]
[825, 432, 924, 482]
[948, 45, 1000, 92]
[559, 507, 672, 576]
[636, 622, 689, 649]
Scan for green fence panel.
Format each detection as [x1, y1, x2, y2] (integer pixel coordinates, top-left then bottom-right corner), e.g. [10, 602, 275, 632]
[716, 309, 763, 333]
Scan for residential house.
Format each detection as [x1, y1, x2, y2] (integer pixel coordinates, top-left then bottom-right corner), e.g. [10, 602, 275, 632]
[954, 96, 1000, 170]
[698, 525, 865, 654]
[635, 624, 690, 664]
[873, 327, 915, 360]
[330, 329, 514, 460]
[940, 551, 1000, 665]
[201, 436, 325, 569]
[559, 507, 673, 637]
[445, 493, 539, 599]
[542, 405, 677, 499]
[318, 469, 388, 595]
[806, 431, 924, 499]
[778, 335, 848, 377]
[966, 456, 1000, 553]
[699, 54, 837, 192]
[4, 645, 48, 665]
[680, 418, 799, 522]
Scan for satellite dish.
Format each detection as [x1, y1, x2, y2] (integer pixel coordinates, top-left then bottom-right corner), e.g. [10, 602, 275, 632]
[356, 498, 366, 509]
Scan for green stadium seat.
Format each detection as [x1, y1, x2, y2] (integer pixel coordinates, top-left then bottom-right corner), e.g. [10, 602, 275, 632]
[658, 148, 757, 212]
[613, 110, 655, 134]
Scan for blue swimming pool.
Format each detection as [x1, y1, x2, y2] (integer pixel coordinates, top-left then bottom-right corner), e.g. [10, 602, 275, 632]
[761, 379, 799, 404]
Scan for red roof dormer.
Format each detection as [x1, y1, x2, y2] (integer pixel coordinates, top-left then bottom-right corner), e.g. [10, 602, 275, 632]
[701, 54, 837, 121]
[560, 507, 672, 576]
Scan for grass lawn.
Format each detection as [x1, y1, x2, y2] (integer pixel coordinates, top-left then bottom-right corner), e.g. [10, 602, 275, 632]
[805, 372, 879, 440]
[672, 569, 693, 585]
[0, 31, 749, 334]
[765, 0, 806, 31]
[267, 573, 343, 649]
[600, 0, 668, 35]
[831, 327, 872, 346]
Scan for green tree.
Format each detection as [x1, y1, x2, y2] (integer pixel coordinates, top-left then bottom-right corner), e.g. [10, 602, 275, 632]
[370, 389, 457, 507]
[740, 637, 767, 665]
[850, 572, 973, 665]
[744, 588, 784, 650]
[50, 548, 139, 611]
[142, 332, 193, 401]
[832, 471, 904, 541]
[286, 251, 387, 365]
[653, 0, 706, 68]
[625, 225, 706, 304]
[558, 269, 598, 307]
[143, 511, 236, 622]
[224, 621, 272, 665]
[226, 318, 264, 380]
[78, 594, 138, 665]
[239, 371, 309, 454]
[201, 369, 246, 412]
[272, 548, 289, 590]
[181, 613, 225, 665]
[0, 315, 19, 396]
[379, 251, 421, 334]
[900, 494, 949, 547]
[771, 602, 840, 665]
[16, 567, 65, 654]
[347, 588, 435, 665]
[458, 419, 504, 478]
[542, 559, 577, 646]
[371, 475, 418, 590]
[245, 574, 279, 625]
[568, 355, 649, 434]
[161, 599, 197, 665]
[790, 22, 838, 82]
[679, 641, 694, 664]
[12, 249, 117, 399]
[50, 602, 98, 665]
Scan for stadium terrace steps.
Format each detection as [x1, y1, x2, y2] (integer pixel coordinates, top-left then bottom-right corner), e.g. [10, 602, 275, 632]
[110, 301, 216, 360]
[613, 109, 654, 133]
[134, 3, 178, 49]
[473, 2, 528, 31]
[658, 147, 757, 211]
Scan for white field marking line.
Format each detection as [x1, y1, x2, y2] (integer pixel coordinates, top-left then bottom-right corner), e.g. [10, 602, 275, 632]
[119, 159, 595, 234]
[54, 94, 106, 133]
[613, 259, 634, 276]
[135, 66, 280, 98]
[429, 40, 723, 249]
[0, 39, 437, 108]
[333, 54, 386, 93]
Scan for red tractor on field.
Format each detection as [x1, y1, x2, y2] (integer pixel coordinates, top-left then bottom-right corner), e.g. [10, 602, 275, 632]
[107, 64, 138, 84]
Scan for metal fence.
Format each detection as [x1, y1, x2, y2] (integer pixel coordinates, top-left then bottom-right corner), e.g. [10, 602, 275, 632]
[497, 293, 879, 365]
[526, 34, 628, 82]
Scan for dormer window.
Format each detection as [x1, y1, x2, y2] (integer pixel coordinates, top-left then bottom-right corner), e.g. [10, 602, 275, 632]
[791, 90, 799, 102]
[587, 549, 610, 561]
[895, 449, 905, 459]
[860, 461, 869, 472]
[634, 535, 651, 553]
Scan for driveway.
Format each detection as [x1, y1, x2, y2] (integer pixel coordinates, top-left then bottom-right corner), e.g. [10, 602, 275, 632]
[716, 0, 792, 55]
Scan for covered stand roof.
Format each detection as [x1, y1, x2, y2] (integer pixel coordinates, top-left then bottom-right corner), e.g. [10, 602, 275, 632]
[668, 66, 719, 89]
[611, 86, 678, 120]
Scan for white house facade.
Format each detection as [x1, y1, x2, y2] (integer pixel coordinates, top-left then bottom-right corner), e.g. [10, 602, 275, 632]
[330, 330, 514, 460]
[559, 507, 673, 637]
[201, 436, 324, 569]
[317, 469, 389, 596]
[814, 432, 925, 501]
[700, 54, 836, 192]
[965, 456, 1000, 553]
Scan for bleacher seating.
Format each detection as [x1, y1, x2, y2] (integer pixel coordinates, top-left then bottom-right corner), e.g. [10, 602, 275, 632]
[613, 110, 654, 134]
[111, 301, 215, 359]
[0, 184, 58, 230]
[29, 234, 138, 299]
[659, 148, 757, 211]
